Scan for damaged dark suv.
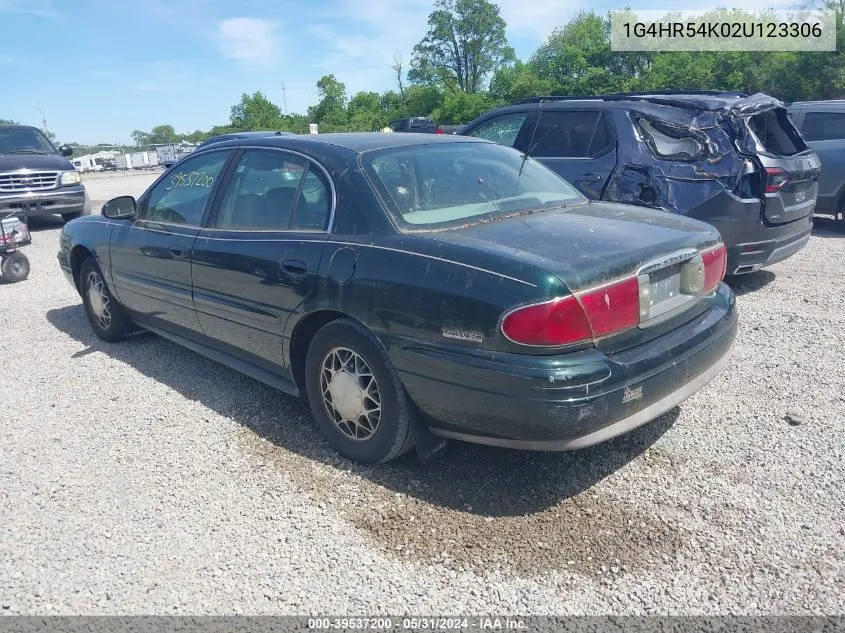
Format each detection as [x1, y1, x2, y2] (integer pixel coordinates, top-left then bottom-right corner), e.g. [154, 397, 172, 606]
[460, 92, 821, 275]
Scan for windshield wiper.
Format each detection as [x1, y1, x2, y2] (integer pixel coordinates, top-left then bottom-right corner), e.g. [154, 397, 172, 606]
[8, 149, 49, 154]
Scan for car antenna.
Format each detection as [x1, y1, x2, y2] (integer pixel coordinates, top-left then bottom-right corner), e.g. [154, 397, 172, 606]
[516, 113, 558, 192]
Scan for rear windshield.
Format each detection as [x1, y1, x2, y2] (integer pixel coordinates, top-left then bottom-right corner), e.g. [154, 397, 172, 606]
[362, 141, 586, 231]
[746, 108, 808, 156]
[0, 128, 57, 155]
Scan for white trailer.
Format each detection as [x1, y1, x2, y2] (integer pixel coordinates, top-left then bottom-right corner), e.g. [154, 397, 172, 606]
[129, 152, 148, 169]
[115, 154, 132, 170]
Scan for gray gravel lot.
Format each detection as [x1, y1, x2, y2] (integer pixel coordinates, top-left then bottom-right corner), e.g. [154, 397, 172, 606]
[0, 176, 843, 615]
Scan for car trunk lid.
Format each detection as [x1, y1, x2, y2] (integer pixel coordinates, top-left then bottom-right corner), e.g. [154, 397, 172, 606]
[432, 201, 724, 351]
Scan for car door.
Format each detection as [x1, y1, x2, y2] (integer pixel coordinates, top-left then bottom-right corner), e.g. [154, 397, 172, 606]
[108, 148, 234, 336]
[462, 110, 533, 150]
[190, 148, 331, 372]
[527, 109, 617, 199]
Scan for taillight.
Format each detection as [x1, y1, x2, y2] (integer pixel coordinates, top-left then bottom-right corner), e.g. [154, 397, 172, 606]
[576, 277, 641, 337]
[435, 128, 443, 134]
[501, 277, 641, 347]
[701, 243, 727, 292]
[765, 167, 788, 193]
[501, 296, 592, 346]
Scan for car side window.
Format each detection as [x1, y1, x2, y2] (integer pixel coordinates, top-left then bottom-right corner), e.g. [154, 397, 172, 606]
[530, 111, 613, 158]
[801, 112, 845, 142]
[466, 112, 528, 147]
[139, 150, 231, 226]
[214, 149, 331, 231]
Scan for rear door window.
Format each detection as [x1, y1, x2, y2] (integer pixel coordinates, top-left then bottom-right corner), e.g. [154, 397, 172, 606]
[800, 112, 845, 141]
[530, 111, 614, 158]
[213, 149, 331, 231]
[465, 112, 529, 147]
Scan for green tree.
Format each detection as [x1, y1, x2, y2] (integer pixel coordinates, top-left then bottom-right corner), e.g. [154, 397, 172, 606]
[0, 118, 18, 125]
[409, 0, 515, 93]
[530, 12, 647, 95]
[308, 74, 349, 127]
[432, 89, 496, 124]
[230, 91, 283, 130]
[490, 61, 556, 104]
[404, 85, 445, 116]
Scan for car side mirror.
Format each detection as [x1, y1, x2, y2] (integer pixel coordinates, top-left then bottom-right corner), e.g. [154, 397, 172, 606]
[102, 196, 137, 219]
[59, 145, 73, 157]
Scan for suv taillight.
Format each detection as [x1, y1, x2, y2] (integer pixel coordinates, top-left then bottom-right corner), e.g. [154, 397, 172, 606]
[435, 127, 443, 134]
[765, 167, 788, 193]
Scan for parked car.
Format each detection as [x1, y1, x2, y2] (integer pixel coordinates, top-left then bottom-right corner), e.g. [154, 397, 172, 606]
[459, 92, 821, 276]
[197, 130, 296, 149]
[58, 133, 737, 464]
[387, 117, 443, 134]
[0, 124, 90, 223]
[160, 133, 296, 169]
[787, 100, 845, 221]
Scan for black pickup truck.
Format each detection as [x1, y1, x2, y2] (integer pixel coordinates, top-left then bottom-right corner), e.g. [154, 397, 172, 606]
[0, 125, 90, 223]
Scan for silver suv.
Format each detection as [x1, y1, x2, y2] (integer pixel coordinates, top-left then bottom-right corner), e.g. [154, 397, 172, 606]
[787, 101, 845, 221]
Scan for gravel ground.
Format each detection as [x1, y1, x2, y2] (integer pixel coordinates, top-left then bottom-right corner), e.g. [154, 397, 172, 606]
[0, 183, 843, 615]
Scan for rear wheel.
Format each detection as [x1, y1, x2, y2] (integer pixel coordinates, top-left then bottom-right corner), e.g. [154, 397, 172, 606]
[79, 257, 132, 342]
[62, 212, 82, 222]
[0, 252, 30, 283]
[304, 318, 414, 464]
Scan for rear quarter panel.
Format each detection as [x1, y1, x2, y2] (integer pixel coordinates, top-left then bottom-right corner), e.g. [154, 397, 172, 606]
[287, 233, 569, 363]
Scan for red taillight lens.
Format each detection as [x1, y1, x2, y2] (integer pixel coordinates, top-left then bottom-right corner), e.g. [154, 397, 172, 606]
[501, 277, 641, 347]
[702, 243, 727, 292]
[576, 276, 641, 337]
[501, 296, 592, 346]
[765, 167, 788, 193]
[435, 128, 443, 134]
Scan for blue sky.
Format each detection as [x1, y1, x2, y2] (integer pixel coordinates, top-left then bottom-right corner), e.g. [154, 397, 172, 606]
[1, 0, 793, 144]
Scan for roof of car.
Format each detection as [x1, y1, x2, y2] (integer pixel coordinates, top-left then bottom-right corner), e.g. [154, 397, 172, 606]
[787, 100, 845, 109]
[517, 91, 753, 111]
[202, 131, 487, 153]
[0, 124, 40, 130]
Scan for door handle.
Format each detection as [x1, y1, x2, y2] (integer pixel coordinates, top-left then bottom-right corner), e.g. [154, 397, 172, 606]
[575, 173, 602, 184]
[169, 244, 188, 259]
[280, 258, 308, 277]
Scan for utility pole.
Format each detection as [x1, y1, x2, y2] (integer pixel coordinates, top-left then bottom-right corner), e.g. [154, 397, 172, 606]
[281, 82, 288, 115]
[38, 99, 51, 139]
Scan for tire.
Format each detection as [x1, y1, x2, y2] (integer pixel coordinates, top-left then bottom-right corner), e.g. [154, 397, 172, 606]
[304, 318, 415, 464]
[78, 256, 132, 342]
[0, 252, 30, 283]
[62, 212, 82, 223]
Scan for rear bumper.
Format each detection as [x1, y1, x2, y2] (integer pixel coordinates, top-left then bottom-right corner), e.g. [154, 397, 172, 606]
[0, 186, 90, 218]
[391, 284, 738, 450]
[683, 190, 813, 275]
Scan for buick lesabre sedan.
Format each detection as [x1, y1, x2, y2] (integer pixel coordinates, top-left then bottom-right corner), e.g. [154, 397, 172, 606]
[58, 133, 737, 464]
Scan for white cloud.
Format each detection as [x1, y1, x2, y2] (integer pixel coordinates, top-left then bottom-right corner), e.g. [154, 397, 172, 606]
[216, 17, 281, 70]
[0, 0, 58, 18]
[497, 0, 586, 39]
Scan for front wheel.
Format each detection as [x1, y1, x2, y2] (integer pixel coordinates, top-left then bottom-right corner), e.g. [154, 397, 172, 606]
[0, 252, 30, 283]
[79, 257, 132, 342]
[304, 318, 415, 464]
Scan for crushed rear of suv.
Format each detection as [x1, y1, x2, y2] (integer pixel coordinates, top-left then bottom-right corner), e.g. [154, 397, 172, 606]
[460, 91, 820, 276]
